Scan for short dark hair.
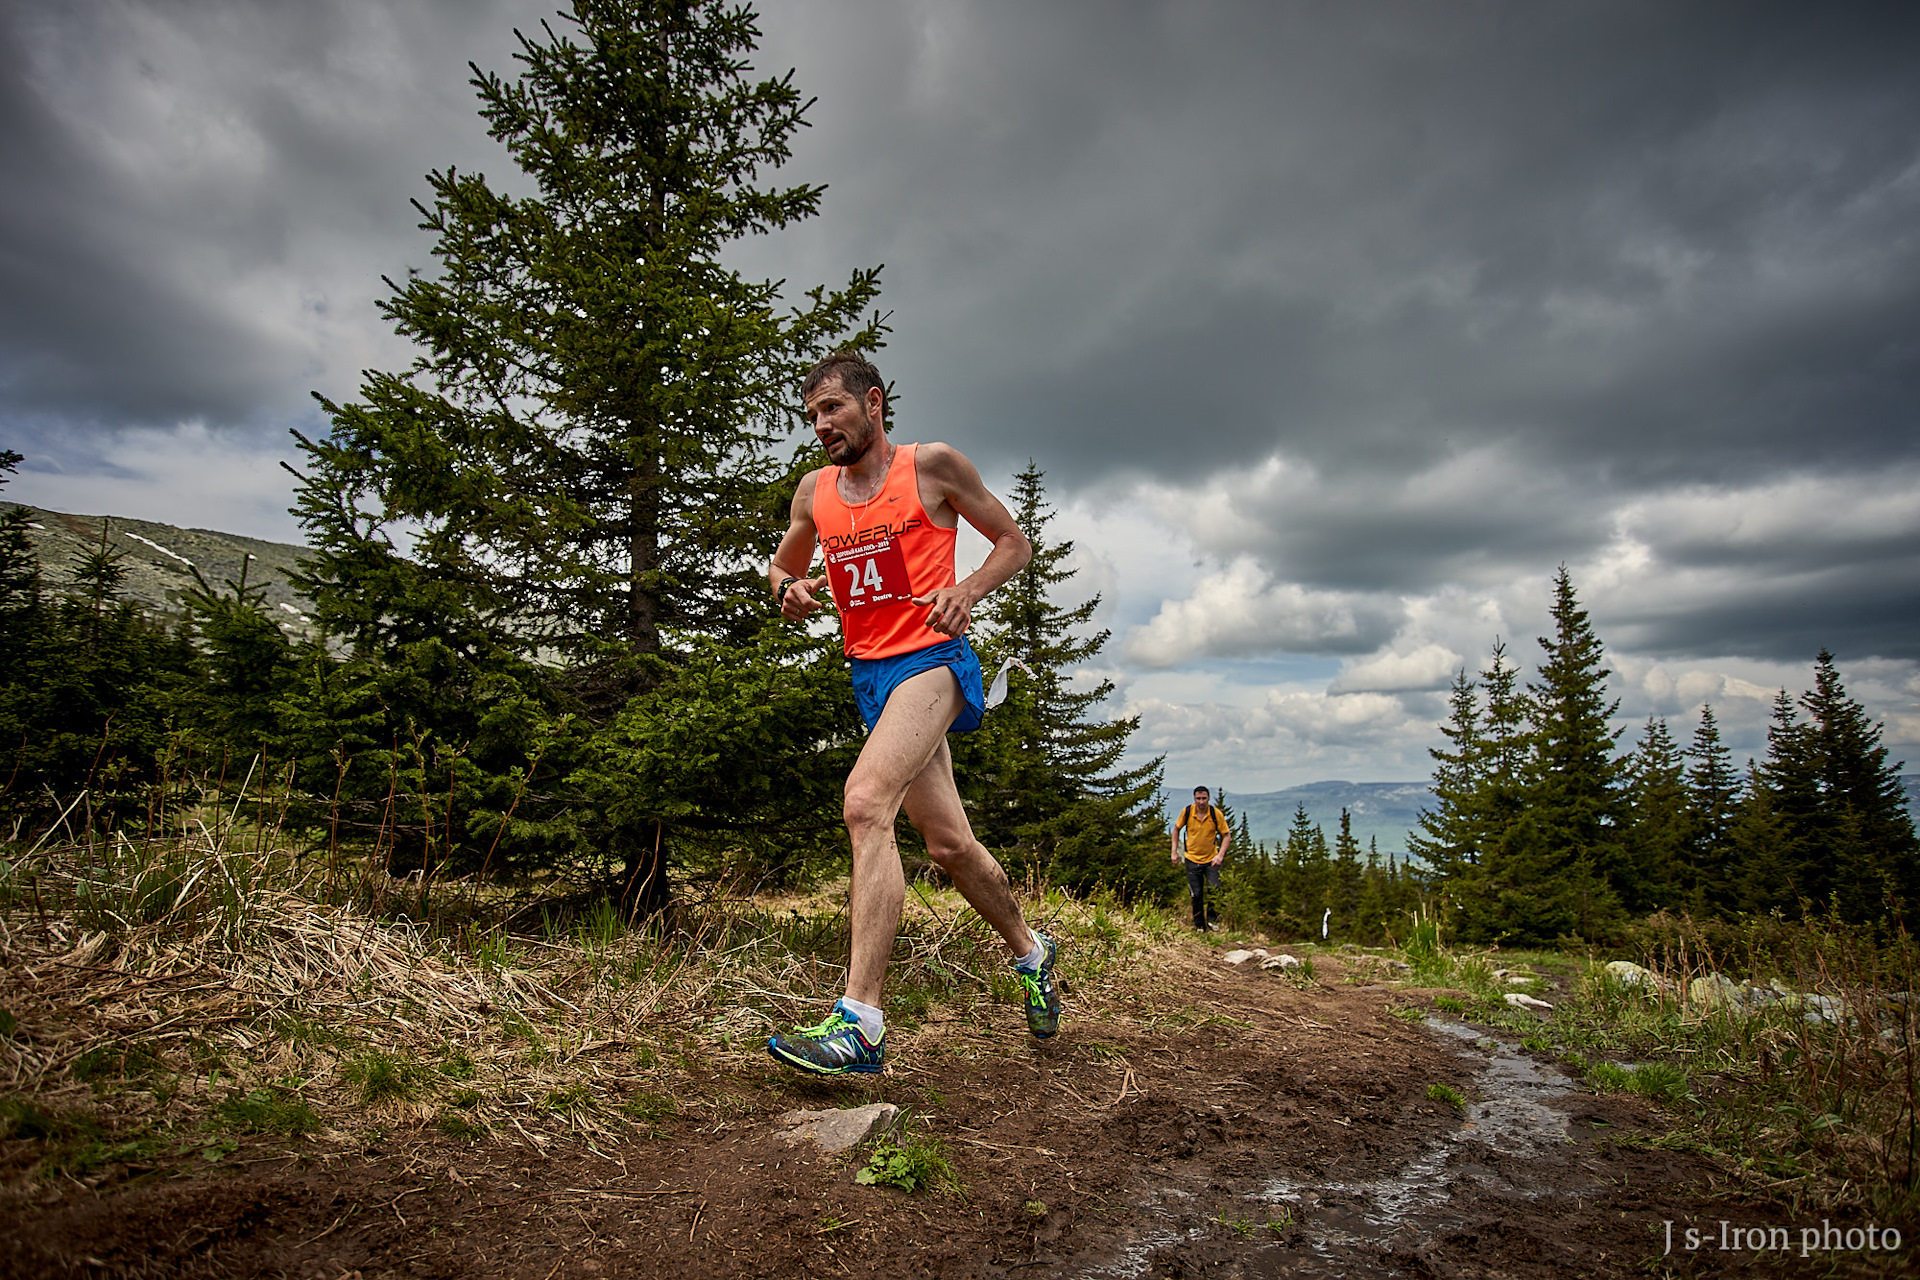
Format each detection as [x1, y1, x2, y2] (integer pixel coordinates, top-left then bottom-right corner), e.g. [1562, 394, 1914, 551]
[803, 350, 886, 422]
[1193, 786, 1210, 796]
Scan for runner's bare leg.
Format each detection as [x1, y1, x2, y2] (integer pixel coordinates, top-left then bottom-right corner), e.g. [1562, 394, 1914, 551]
[842, 666, 1040, 1007]
[841, 666, 961, 1008]
[902, 732, 1039, 959]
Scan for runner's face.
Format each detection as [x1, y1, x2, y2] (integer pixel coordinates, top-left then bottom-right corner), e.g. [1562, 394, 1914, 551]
[1194, 791, 1210, 813]
[805, 377, 883, 466]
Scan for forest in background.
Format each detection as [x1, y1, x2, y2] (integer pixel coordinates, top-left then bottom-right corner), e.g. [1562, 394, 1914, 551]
[2, 0, 1915, 953]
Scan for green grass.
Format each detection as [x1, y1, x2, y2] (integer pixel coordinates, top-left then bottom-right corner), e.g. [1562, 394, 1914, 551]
[1425, 1083, 1466, 1111]
[341, 1051, 428, 1106]
[622, 1090, 678, 1124]
[215, 1086, 323, 1137]
[435, 1112, 487, 1141]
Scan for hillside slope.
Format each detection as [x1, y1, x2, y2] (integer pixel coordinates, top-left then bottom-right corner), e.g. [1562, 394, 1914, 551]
[3, 502, 318, 644]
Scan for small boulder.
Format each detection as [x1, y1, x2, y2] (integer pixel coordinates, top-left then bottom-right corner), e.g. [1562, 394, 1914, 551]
[1221, 949, 1267, 966]
[1504, 992, 1553, 1012]
[1687, 973, 1743, 1008]
[1604, 960, 1661, 990]
[1800, 994, 1848, 1027]
[1261, 954, 1302, 971]
[773, 1103, 900, 1153]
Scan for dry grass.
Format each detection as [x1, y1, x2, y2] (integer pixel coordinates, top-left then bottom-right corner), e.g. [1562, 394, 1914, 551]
[0, 818, 1181, 1186]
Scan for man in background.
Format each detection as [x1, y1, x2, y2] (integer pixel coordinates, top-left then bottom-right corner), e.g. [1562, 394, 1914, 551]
[1172, 785, 1231, 931]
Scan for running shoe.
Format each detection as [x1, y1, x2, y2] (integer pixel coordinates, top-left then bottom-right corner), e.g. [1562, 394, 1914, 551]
[767, 1000, 885, 1075]
[1015, 932, 1061, 1039]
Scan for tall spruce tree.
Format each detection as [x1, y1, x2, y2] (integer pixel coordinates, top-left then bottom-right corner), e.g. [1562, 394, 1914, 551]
[1797, 651, 1918, 922]
[1409, 667, 1485, 882]
[286, 1, 881, 904]
[1331, 808, 1363, 933]
[1476, 570, 1623, 943]
[1684, 702, 1739, 914]
[954, 462, 1163, 897]
[1749, 687, 1821, 913]
[295, 1, 881, 667]
[1621, 716, 1687, 914]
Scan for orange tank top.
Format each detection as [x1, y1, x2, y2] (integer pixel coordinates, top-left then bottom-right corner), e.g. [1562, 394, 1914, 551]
[812, 443, 958, 659]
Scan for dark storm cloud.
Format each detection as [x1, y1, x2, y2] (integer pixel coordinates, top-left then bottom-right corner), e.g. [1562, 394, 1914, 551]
[0, 0, 528, 433]
[733, 3, 1920, 509]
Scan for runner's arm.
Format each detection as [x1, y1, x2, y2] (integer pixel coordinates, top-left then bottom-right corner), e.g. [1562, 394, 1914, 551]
[769, 471, 831, 621]
[912, 443, 1033, 637]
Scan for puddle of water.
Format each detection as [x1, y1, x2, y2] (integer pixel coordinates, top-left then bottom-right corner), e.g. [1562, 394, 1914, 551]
[1064, 1018, 1586, 1278]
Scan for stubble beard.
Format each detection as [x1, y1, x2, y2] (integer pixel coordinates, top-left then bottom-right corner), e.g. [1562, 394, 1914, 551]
[827, 427, 874, 467]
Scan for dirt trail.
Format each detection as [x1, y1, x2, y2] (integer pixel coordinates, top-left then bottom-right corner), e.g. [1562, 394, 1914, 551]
[0, 950, 1879, 1278]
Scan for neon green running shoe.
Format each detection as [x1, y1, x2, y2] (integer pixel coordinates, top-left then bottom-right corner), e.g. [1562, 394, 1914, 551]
[1015, 933, 1061, 1039]
[767, 1001, 885, 1075]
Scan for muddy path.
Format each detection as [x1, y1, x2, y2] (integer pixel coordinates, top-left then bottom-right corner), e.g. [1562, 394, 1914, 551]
[0, 951, 1881, 1278]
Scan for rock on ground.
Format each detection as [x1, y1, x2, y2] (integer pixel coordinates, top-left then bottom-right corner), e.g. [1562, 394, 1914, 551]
[772, 1103, 900, 1152]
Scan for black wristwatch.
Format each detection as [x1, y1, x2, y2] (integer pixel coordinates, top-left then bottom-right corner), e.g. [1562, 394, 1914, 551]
[776, 576, 799, 605]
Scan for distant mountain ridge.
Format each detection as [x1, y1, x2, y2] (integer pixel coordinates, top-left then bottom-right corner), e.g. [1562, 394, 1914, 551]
[3, 502, 319, 643]
[1165, 775, 1920, 860]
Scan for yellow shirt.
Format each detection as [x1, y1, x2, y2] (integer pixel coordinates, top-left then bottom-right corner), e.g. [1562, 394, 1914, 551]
[1177, 804, 1230, 863]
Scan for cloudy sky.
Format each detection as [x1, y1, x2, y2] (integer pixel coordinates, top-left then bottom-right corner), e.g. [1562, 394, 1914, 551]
[4, 0, 1918, 793]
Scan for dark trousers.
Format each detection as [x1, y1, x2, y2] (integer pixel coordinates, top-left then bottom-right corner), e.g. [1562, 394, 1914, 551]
[1184, 859, 1220, 928]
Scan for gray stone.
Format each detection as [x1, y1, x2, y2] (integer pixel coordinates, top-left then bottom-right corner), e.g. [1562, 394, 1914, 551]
[773, 1103, 901, 1152]
[1604, 960, 1662, 991]
[1503, 992, 1553, 1012]
[1261, 954, 1302, 971]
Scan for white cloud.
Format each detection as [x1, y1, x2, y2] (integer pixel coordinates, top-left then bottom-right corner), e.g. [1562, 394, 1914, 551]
[1330, 643, 1464, 694]
[1122, 559, 1402, 668]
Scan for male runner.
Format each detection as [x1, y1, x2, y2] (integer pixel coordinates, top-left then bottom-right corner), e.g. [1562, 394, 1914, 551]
[764, 350, 1059, 1074]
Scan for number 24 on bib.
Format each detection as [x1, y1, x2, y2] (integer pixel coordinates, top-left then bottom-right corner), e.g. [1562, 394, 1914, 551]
[827, 538, 912, 609]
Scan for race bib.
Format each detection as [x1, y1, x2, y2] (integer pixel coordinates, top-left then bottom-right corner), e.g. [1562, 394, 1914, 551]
[826, 535, 913, 610]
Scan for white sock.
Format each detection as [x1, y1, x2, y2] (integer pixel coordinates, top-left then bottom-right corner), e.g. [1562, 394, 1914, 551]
[1015, 936, 1045, 972]
[839, 996, 884, 1037]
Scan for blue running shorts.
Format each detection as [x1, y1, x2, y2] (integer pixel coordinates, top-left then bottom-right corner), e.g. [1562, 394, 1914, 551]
[849, 635, 986, 734]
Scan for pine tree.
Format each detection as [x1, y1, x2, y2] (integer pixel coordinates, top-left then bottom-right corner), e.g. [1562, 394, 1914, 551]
[1729, 762, 1797, 913]
[1414, 640, 1529, 937]
[1749, 688, 1820, 914]
[1277, 803, 1319, 934]
[283, 1, 882, 904]
[1621, 716, 1687, 914]
[1684, 703, 1739, 914]
[1356, 838, 1387, 942]
[1479, 639, 1531, 852]
[955, 462, 1163, 896]
[0, 493, 191, 827]
[1477, 570, 1623, 943]
[294, 0, 881, 668]
[1409, 667, 1484, 882]
[1798, 651, 1919, 922]
[176, 555, 299, 754]
[1330, 807, 1363, 935]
